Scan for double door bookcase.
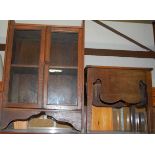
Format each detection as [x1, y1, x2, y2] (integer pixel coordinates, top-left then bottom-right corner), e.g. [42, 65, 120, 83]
[0, 21, 84, 132]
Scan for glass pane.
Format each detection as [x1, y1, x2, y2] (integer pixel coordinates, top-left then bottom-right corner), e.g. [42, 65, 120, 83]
[11, 30, 41, 65]
[50, 32, 78, 67]
[8, 67, 38, 104]
[47, 69, 77, 105]
[112, 107, 147, 133]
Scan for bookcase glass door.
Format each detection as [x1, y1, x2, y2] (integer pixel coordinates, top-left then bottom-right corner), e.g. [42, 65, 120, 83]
[11, 30, 41, 65]
[47, 31, 78, 106]
[8, 29, 41, 104]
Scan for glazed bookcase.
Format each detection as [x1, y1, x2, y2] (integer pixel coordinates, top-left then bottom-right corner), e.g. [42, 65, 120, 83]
[0, 21, 84, 133]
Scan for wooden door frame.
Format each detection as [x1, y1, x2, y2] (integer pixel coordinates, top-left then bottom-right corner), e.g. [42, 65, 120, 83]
[3, 21, 46, 109]
[43, 26, 84, 110]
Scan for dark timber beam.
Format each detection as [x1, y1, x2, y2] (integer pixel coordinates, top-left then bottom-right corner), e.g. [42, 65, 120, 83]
[85, 48, 155, 58]
[0, 44, 5, 51]
[0, 44, 155, 58]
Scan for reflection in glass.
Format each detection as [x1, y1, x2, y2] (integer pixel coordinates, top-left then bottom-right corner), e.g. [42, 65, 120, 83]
[47, 69, 77, 105]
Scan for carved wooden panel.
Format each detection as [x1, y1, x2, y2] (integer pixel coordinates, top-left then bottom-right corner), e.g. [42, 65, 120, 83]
[92, 68, 146, 103]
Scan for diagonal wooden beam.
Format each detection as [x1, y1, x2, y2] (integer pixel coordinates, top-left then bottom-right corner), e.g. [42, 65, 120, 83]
[85, 48, 155, 58]
[92, 20, 154, 52]
[0, 44, 5, 51]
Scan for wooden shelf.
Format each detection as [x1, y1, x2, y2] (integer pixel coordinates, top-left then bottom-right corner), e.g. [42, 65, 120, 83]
[49, 65, 78, 70]
[11, 64, 39, 68]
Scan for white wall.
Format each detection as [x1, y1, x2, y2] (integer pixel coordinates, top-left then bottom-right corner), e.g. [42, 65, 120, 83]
[0, 20, 155, 86]
[0, 20, 8, 64]
[16, 20, 82, 26]
[85, 20, 155, 51]
[0, 20, 8, 44]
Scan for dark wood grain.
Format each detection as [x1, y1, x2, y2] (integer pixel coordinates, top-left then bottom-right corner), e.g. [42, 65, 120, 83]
[145, 71, 153, 133]
[38, 26, 46, 108]
[1, 108, 82, 131]
[152, 88, 155, 106]
[86, 67, 93, 131]
[1, 108, 41, 129]
[152, 108, 155, 133]
[92, 69, 146, 103]
[85, 65, 153, 71]
[85, 48, 155, 58]
[3, 20, 15, 105]
[81, 22, 85, 133]
[0, 81, 3, 92]
[0, 44, 5, 51]
[46, 110, 82, 131]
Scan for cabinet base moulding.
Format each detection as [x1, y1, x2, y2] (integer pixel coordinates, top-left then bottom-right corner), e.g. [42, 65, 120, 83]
[1, 108, 82, 131]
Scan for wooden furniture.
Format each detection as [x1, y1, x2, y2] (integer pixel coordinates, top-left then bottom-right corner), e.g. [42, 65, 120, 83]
[152, 88, 155, 106]
[152, 87, 155, 132]
[85, 66, 153, 133]
[0, 81, 3, 126]
[0, 21, 84, 133]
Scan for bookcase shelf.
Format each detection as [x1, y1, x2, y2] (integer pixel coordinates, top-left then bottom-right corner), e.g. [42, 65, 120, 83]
[49, 65, 78, 70]
[11, 64, 39, 68]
